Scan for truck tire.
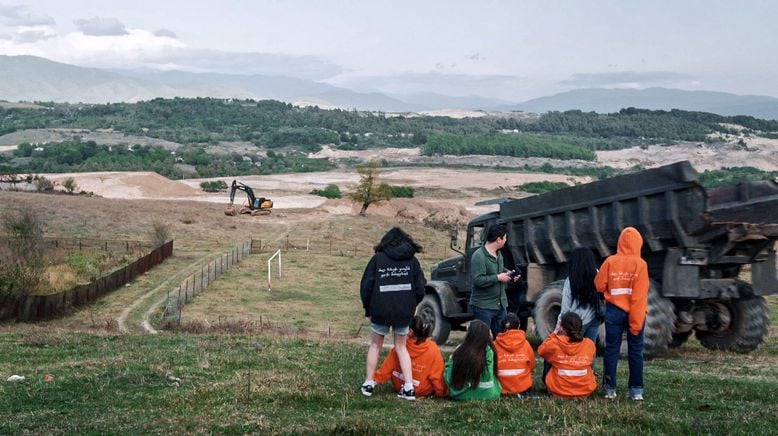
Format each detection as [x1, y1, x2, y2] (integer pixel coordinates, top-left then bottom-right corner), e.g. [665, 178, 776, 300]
[416, 294, 452, 345]
[532, 281, 564, 342]
[695, 296, 769, 353]
[643, 283, 676, 358]
[669, 331, 692, 348]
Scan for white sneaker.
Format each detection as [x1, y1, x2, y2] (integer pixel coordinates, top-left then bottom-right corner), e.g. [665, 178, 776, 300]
[630, 393, 643, 401]
[604, 391, 617, 400]
[360, 384, 374, 397]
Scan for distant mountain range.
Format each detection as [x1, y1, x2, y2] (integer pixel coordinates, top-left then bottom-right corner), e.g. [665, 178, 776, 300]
[513, 87, 778, 120]
[2, 55, 778, 119]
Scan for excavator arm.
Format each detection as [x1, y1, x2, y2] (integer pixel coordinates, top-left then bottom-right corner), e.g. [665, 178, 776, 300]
[225, 179, 273, 216]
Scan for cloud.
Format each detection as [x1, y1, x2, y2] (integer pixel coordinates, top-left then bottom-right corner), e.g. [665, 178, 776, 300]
[146, 48, 342, 80]
[15, 28, 55, 43]
[74, 16, 128, 36]
[0, 4, 54, 26]
[559, 71, 694, 88]
[153, 28, 176, 38]
[466, 53, 483, 61]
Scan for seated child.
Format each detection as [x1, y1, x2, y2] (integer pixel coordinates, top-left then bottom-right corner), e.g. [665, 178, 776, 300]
[374, 315, 448, 398]
[444, 320, 502, 401]
[538, 312, 597, 398]
[493, 313, 535, 398]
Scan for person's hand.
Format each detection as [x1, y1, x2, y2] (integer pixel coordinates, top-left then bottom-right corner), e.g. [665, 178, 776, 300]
[512, 271, 521, 283]
[554, 324, 564, 335]
[497, 272, 511, 283]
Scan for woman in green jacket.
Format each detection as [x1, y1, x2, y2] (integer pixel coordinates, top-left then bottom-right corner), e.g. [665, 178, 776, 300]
[444, 320, 502, 401]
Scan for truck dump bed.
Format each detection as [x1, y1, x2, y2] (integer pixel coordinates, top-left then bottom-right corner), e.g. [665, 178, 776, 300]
[501, 161, 778, 266]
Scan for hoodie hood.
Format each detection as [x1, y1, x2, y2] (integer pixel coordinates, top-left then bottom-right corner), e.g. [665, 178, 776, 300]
[555, 334, 590, 355]
[381, 241, 416, 261]
[494, 329, 528, 353]
[616, 227, 643, 256]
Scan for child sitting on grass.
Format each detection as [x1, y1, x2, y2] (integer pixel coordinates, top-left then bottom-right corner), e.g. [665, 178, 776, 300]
[493, 313, 535, 398]
[444, 320, 501, 401]
[538, 312, 597, 399]
[374, 315, 448, 398]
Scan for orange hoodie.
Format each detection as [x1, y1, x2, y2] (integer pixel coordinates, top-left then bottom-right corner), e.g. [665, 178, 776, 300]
[538, 333, 596, 398]
[493, 329, 535, 394]
[594, 227, 650, 336]
[374, 337, 448, 397]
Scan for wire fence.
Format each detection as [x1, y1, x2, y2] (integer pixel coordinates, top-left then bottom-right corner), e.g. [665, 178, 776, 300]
[0, 237, 148, 263]
[162, 240, 252, 325]
[250, 235, 455, 261]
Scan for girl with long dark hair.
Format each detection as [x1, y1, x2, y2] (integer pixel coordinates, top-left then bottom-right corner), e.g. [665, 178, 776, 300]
[557, 246, 601, 343]
[444, 320, 501, 401]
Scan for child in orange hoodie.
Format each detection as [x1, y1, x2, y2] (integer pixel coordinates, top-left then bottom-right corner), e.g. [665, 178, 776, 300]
[374, 315, 448, 398]
[538, 312, 597, 398]
[494, 313, 535, 398]
[594, 226, 649, 401]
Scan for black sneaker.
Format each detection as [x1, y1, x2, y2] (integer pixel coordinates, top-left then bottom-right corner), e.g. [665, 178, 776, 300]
[360, 384, 374, 397]
[397, 387, 416, 401]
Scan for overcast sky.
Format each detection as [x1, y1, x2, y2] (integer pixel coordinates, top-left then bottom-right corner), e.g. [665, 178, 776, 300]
[1, 0, 776, 101]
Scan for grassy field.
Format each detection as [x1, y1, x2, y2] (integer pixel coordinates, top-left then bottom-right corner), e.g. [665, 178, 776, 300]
[1, 326, 777, 434]
[2, 191, 778, 434]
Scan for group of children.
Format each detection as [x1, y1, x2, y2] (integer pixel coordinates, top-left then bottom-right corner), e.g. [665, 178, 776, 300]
[364, 311, 596, 401]
[360, 226, 649, 402]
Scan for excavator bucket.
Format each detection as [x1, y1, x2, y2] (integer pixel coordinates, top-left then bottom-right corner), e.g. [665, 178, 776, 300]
[224, 203, 238, 216]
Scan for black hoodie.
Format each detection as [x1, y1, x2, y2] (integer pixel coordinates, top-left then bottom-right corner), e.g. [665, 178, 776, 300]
[360, 241, 426, 328]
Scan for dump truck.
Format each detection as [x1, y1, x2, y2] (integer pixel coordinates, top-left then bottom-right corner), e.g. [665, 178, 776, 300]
[418, 161, 777, 356]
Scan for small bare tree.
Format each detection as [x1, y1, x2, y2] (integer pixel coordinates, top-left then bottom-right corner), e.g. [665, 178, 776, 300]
[349, 160, 391, 216]
[150, 221, 171, 248]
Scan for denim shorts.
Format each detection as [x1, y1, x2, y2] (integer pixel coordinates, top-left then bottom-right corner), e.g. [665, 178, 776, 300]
[371, 323, 409, 336]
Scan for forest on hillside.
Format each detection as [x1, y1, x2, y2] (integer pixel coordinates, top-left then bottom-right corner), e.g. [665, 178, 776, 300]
[1, 97, 777, 181]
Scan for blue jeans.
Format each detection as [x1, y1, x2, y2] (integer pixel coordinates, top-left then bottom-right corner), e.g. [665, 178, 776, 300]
[470, 305, 506, 339]
[603, 303, 644, 396]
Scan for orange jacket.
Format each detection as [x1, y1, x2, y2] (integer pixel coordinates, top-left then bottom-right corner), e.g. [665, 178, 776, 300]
[493, 329, 535, 394]
[538, 333, 596, 398]
[374, 337, 448, 397]
[594, 227, 650, 335]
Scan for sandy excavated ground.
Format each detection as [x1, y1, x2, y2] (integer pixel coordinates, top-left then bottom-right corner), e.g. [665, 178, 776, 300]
[596, 137, 778, 172]
[26, 168, 585, 225]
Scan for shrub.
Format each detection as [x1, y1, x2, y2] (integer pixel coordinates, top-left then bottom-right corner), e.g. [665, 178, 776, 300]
[62, 177, 78, 194]
[0, 263, 43, 296]
[2, 206, 45, 263]
[310, 184, 342, 199]
[35, 176, 54, 192]
[517, 181, 570, 194]
[150, 221, 171, 248]
[388, 185, 414, 198]
[200, 180, 229, 192]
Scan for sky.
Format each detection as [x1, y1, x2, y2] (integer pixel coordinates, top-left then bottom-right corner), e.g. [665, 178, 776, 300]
[1, 0, 777, 101]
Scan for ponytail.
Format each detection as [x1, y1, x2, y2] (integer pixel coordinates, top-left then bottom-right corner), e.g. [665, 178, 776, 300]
[410, 315, 431, 345]
[560, 312, 584, 343]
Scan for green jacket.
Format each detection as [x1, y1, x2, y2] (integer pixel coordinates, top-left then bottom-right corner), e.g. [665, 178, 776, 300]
[444, 346, 502, 401]
[469, 245, 508, 310]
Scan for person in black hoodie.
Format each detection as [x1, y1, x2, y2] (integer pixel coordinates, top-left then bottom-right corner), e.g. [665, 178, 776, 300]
[360, 227, 426, 400]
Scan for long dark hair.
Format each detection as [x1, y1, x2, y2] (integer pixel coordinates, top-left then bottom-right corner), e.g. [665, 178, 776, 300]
[410, 315, 431, 345]
[374, 227, 423, 253]
[450, 320, 494, 389]
[560, 312, 584, 343]
[567, 246, 598, 307]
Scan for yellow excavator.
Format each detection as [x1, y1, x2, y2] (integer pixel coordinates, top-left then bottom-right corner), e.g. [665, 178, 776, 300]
[224, 180, 273, 216]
